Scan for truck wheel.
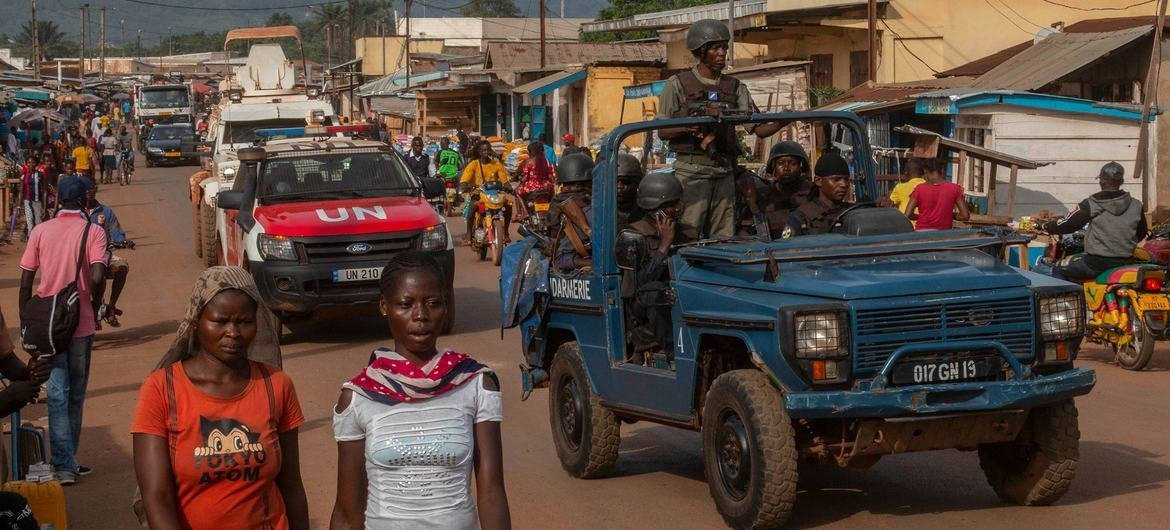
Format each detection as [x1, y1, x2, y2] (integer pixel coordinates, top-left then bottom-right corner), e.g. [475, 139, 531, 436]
[200, 205, 219, 267]
[977, 399, 1080, 506]
[702, 369, 798, 529]
[192, 203, 203, 259]
[1115, 308, 1155, 370]
[548, 342, 619, 478]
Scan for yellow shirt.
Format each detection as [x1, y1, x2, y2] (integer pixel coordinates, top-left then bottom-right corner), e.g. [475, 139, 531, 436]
[72, 146, 91, 169]
[459, 159, 508, 187]
[890, 177, 925, 214]
[99, 115, 110, 128]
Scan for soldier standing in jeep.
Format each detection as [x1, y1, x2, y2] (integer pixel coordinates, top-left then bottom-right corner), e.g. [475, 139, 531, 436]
[785, 150, 854, 237]
[656, 19, 782, 239]
[738, 140, 814, 238]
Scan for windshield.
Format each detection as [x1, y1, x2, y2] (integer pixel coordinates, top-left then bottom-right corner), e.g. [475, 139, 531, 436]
[139, 88, 190, 109]
[258, 150, 417, 203]
[150, 126, 191, 140]
[225, 119, 308, 144]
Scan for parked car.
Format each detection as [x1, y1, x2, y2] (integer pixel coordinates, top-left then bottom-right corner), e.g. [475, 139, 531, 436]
[144, 123, 197, 166]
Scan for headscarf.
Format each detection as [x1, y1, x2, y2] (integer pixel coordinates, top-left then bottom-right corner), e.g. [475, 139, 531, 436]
[156, 266, 282, 370]
[344, 348, 488, 406]
[527, 141, 551, 182]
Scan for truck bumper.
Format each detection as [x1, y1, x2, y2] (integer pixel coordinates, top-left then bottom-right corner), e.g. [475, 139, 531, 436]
[783, 366, 1096, 419]
[249, 249, 455, 314]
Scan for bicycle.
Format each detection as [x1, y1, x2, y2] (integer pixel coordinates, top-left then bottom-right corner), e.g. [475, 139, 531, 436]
[119, 149, 133, 186]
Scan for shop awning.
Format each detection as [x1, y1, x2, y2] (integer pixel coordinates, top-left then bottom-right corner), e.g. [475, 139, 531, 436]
[512, 69, 585, 98]
[624, 81, 664, 99]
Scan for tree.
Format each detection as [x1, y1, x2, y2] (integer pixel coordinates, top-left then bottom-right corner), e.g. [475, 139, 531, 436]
[266, 12, 294, 27]
[15, 20, 75, 61]
[461, 0, 521, 18]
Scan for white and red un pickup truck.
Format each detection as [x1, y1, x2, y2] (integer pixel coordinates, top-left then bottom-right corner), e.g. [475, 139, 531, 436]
[214, 137, 454, 331]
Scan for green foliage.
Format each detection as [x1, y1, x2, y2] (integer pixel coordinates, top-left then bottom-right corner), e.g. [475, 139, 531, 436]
[266, 12, 295, 27]
[587, 0, 722, 42]
[461, 0, 522, 18]
[809, 86, 846, 107]
[12, 20, 77, 61]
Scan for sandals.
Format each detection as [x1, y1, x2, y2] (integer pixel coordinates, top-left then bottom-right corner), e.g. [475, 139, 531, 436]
[105, 307, 123, 328]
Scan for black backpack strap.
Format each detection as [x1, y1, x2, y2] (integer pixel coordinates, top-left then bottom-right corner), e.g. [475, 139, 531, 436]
[74, 215, 94, 286]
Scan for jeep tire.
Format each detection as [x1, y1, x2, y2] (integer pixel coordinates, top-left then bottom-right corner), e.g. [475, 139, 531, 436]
[548, 342, 619, 478]
[192, 203, 203, 259]
[200, 204, 219, 267]
[701, 369, 797, 529]
[977, 399, 1080, 506]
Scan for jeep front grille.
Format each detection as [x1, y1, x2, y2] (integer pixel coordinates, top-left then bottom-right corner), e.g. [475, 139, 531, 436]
[852, 295, 1035, 372]
[297, 234, 416, 264]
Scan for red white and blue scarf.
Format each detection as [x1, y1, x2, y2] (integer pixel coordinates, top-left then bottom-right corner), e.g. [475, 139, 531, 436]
[344, 348, 489, 406]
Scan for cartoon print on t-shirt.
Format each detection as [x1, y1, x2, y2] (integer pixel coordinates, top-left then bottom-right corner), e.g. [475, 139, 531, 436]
[193, 416, 268, 484]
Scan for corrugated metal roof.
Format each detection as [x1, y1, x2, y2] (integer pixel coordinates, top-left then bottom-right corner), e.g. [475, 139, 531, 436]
[581, 0, 768, 34]
[939, 16, 1167, 79]
[512, 68, 586, 96]
[971, 26, 1152, 91]
[223, 26, 301, 49]
[485, 42, 665, 70]
[726, 59, 810, 75]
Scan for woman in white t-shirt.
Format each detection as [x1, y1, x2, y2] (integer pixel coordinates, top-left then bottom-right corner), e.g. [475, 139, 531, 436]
[331, 252, 511, 530]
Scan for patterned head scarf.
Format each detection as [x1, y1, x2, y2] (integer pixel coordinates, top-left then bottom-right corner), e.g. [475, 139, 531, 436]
[156, 266, 282, 370]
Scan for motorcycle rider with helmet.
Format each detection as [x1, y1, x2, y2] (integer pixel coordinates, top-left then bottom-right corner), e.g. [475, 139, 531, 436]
[619, 171, 697, 362]
[1042, 161, 1148, 280]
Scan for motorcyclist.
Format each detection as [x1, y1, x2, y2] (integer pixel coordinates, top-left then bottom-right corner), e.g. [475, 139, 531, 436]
[552, 153, 596, 272]
[615, 153, 645, 228]
[516, 141, 555, 205]
[1042, 161, 1148, 280]
[619, 171, 697, 363]
[738, 140, 814, 238]
[435, 136, 463, 182]
[116, 125, 134, 177]
[86, 185, 135, 329]
[784, 150, 854, 237]
[460, 139, 512, 244]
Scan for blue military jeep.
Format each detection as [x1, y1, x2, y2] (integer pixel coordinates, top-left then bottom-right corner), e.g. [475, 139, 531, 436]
[500, 112, 1095, 528]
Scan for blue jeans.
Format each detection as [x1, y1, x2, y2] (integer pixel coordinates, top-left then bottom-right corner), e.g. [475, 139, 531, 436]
[47, 336, 93, 473]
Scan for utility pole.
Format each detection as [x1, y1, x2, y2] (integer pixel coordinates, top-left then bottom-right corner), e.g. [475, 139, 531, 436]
[30, 0, 40, 81]
[99, 7, 106, 80]
[380, 13, 386, 76]
[348, 0, 355, 61]
[727, 0, 735, 68]
[120, 19, 125, 53]
[136, 29, 142, 60]
[1133, 0, 1168, 210]
[561, 0, 564, 18]
[405, 0, 413, 87]
[539, 0, 546, 69]
[79, 4, 88, 82]
[867, 0, 877, 82]
[325, 24, 332, 68]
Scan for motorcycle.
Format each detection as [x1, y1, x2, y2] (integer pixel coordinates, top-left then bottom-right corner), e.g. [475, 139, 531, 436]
[522, 190, 552, 237]
[1036, 228, 1170, 370]
[444, 179, 461, 217]
[470, 181, 509, 266]
[119, 148, 133, 186]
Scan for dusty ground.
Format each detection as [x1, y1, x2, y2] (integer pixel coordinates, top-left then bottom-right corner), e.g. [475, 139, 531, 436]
[1, 163, 1168, 529]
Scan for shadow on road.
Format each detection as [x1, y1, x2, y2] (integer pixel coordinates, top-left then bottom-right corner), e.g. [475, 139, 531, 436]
[448, 285, 501, 334]
[1079, 347, 1170, 371]
[93, 319, 180, 351]
[612, 425, 705, 482]
[73, 424, 137, 528]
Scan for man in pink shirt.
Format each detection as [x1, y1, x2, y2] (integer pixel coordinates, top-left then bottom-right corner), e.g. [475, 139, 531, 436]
[905, 156, 970, 230]
[19, 174, 107, 485]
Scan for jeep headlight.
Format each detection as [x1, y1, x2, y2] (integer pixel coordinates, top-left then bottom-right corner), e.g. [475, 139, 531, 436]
[147, 147, 163, 154]
[1038, 292, 1084, 340]
[417, 224, 448, 252]
[793, 312, 849, 358]
[258, 234, 297, 261]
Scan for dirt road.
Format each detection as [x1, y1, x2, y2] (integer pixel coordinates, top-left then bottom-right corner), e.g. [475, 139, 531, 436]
[1, 163, 1168, 529]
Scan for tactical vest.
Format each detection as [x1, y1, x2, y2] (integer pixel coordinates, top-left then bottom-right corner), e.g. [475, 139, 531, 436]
[793, 200, 849, 236]
[670, 70, 743, 156]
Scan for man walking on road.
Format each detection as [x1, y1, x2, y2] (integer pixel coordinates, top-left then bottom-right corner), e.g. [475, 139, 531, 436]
[19, 174, 108, 485]
[656, 19, 781, 238]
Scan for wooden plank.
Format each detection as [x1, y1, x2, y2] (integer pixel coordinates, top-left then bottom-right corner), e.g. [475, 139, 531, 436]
[1008, 164, 1019, 218]
[987, 163, 998, 216]
[911, 135, 939, 158]
[956, 150, 968, 192]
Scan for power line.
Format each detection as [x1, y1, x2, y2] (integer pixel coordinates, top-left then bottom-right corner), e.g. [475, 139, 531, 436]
[879, 19, 940, 74]
[1040, 0, 1156, 11]
[994, 0, 1049, 31]
[982, 0, 1034, 35]
[117, 0, 346, 11]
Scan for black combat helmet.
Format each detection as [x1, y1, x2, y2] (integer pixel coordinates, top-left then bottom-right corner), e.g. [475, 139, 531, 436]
[1098, 161, 1125, 182]
[765, 140, 809, 174]
[637, 171, 684, 210]
[686, 19, 731, 53]
[615, 153, 644, 181]
[557, 152, 596, 184]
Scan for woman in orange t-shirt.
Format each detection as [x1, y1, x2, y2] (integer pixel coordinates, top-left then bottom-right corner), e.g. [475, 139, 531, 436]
[132, 267, 308, 529]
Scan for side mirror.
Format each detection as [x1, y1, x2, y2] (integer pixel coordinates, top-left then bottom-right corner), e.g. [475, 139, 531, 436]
[614, 230, 647, 271]
[216, 190, 244, 210]
[421, 177, 445, 199]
